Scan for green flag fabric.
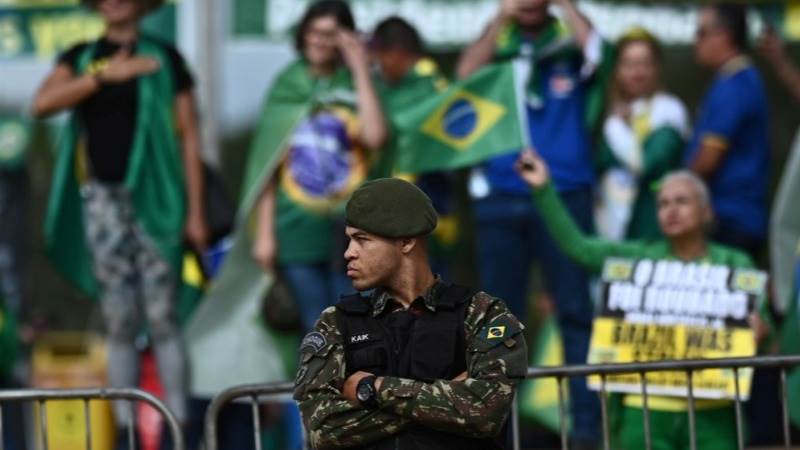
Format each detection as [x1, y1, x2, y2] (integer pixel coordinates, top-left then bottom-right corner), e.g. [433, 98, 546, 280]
[392, 61, 525, 174]
[371, 57, 449, 179]
[239, 60, 357, 211]
[771, 128, 800, 315]
[43, 35, 185, 298]
[186, 60, 362, 393]
[772, 129, 800, 428]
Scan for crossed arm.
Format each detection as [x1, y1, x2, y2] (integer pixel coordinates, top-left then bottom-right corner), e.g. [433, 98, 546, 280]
[294, 297, 527, 449]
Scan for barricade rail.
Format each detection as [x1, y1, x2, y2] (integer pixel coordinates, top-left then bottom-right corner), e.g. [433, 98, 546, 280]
[0, 387, 184, 450]
[528, 354, 800, 450]
[204, 355, 800, 450]
[204, 382, 295, 450]
[4, 357, 796, 450]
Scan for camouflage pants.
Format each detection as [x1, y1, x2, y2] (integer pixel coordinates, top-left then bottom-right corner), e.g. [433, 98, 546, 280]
[82, 181, 187, 424]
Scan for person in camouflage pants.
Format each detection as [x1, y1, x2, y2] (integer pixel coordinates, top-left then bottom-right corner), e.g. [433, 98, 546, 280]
[294, 178, 528, 449]
[82, 182, 187, 424]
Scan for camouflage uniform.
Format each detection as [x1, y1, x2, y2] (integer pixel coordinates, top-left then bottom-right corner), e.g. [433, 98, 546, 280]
[294, 281, 528, 449]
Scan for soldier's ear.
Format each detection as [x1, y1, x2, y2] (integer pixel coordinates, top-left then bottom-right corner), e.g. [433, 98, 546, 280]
[398, 237, 417, 255]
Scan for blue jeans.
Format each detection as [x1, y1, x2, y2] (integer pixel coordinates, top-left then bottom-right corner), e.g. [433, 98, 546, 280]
[280, 263, 352, 332]
[473, 189, 599, 444]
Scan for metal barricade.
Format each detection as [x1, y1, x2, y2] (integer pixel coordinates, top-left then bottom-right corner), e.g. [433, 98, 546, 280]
[527, 355, 800, 450]
[0, 387, 184, 450]
[204, 355, 800, 450]
[204, 382, 295, 450]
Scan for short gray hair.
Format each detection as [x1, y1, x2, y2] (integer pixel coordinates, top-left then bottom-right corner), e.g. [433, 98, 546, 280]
[660, 170, 711, 208]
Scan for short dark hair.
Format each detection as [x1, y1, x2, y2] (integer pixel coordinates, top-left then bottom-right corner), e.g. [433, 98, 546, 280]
[711, 3, 748, 51]
[294, 0, 356, 53]
[371, 16, 424, 55]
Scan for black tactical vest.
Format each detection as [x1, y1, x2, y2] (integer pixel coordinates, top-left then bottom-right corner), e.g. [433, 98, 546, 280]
[334, 283, 506, 450]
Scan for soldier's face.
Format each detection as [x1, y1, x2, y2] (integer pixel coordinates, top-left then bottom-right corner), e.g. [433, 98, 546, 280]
[344, 226, 403, 291]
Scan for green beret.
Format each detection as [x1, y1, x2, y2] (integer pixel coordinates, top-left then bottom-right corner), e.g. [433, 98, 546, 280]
[346, 178, 437, 238]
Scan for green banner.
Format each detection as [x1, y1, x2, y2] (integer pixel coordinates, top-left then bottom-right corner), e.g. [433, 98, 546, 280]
[233, 0, 800, 45]
[0, 0, 177, 60]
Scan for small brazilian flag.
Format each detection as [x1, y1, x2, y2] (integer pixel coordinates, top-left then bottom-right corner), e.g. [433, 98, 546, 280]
[393, 62, 524, 174]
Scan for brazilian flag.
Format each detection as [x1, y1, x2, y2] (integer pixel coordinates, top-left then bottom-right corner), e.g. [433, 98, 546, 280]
[393, 62, 525, 174]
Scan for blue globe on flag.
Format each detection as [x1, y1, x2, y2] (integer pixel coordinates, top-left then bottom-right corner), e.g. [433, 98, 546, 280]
[281, 107, 366, 212]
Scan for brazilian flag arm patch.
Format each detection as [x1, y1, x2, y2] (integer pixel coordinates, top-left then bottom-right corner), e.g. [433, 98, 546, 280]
[472, 315, 524, 351]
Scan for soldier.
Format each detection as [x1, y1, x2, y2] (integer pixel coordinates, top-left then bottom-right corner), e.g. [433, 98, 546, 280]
[294, 178, 528, 449]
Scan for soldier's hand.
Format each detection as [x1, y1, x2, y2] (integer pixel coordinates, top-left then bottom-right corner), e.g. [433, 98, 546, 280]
[515, 148, 550, 188]
[343, 371, 374, 405]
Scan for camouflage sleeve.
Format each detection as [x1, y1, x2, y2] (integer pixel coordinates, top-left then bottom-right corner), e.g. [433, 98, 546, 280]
[375, 293, 528, 438]
[293, 307, 410, 449]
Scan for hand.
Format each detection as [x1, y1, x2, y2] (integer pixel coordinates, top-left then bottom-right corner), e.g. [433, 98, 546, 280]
[343, 371, 374, 405]
[514, 148, 550, 188]
[337, 30, 369, 72]
[97, 47, 159, 84]
[748, 313, 769, 344]
[184, 212, 208, 254]
[758, 26, 787, 67]
[498, 0, 521, 24]
[252, 230, 278, 272]
[613, 101, 632, 122]
[499, 0, 543, 23]
[452, 371, 468, 382]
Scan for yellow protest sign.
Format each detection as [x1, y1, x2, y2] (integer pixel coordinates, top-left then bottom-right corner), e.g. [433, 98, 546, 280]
[588, 258, 767, 400]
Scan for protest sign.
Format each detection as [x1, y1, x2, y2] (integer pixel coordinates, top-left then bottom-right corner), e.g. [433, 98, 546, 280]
[587, 258, 767, 400]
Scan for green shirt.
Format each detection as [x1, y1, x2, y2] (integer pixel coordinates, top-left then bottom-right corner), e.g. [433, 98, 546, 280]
[533, 182, 754, 272]
[275, 185, 337, 264]
[371, 57, 448, 180]
[262, 62, 361, 264]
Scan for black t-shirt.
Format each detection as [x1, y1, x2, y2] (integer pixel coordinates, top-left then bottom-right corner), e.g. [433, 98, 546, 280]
[58, 37, 194, 182]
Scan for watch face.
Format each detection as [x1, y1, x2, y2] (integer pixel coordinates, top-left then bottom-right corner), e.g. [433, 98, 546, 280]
[357, 381, 372, 401]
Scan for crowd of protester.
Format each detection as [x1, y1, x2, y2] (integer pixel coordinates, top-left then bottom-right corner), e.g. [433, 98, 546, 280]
[1, 0, 799, 448]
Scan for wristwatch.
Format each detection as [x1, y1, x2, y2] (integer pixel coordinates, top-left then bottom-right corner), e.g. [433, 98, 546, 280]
[356, 375, 378, 408]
